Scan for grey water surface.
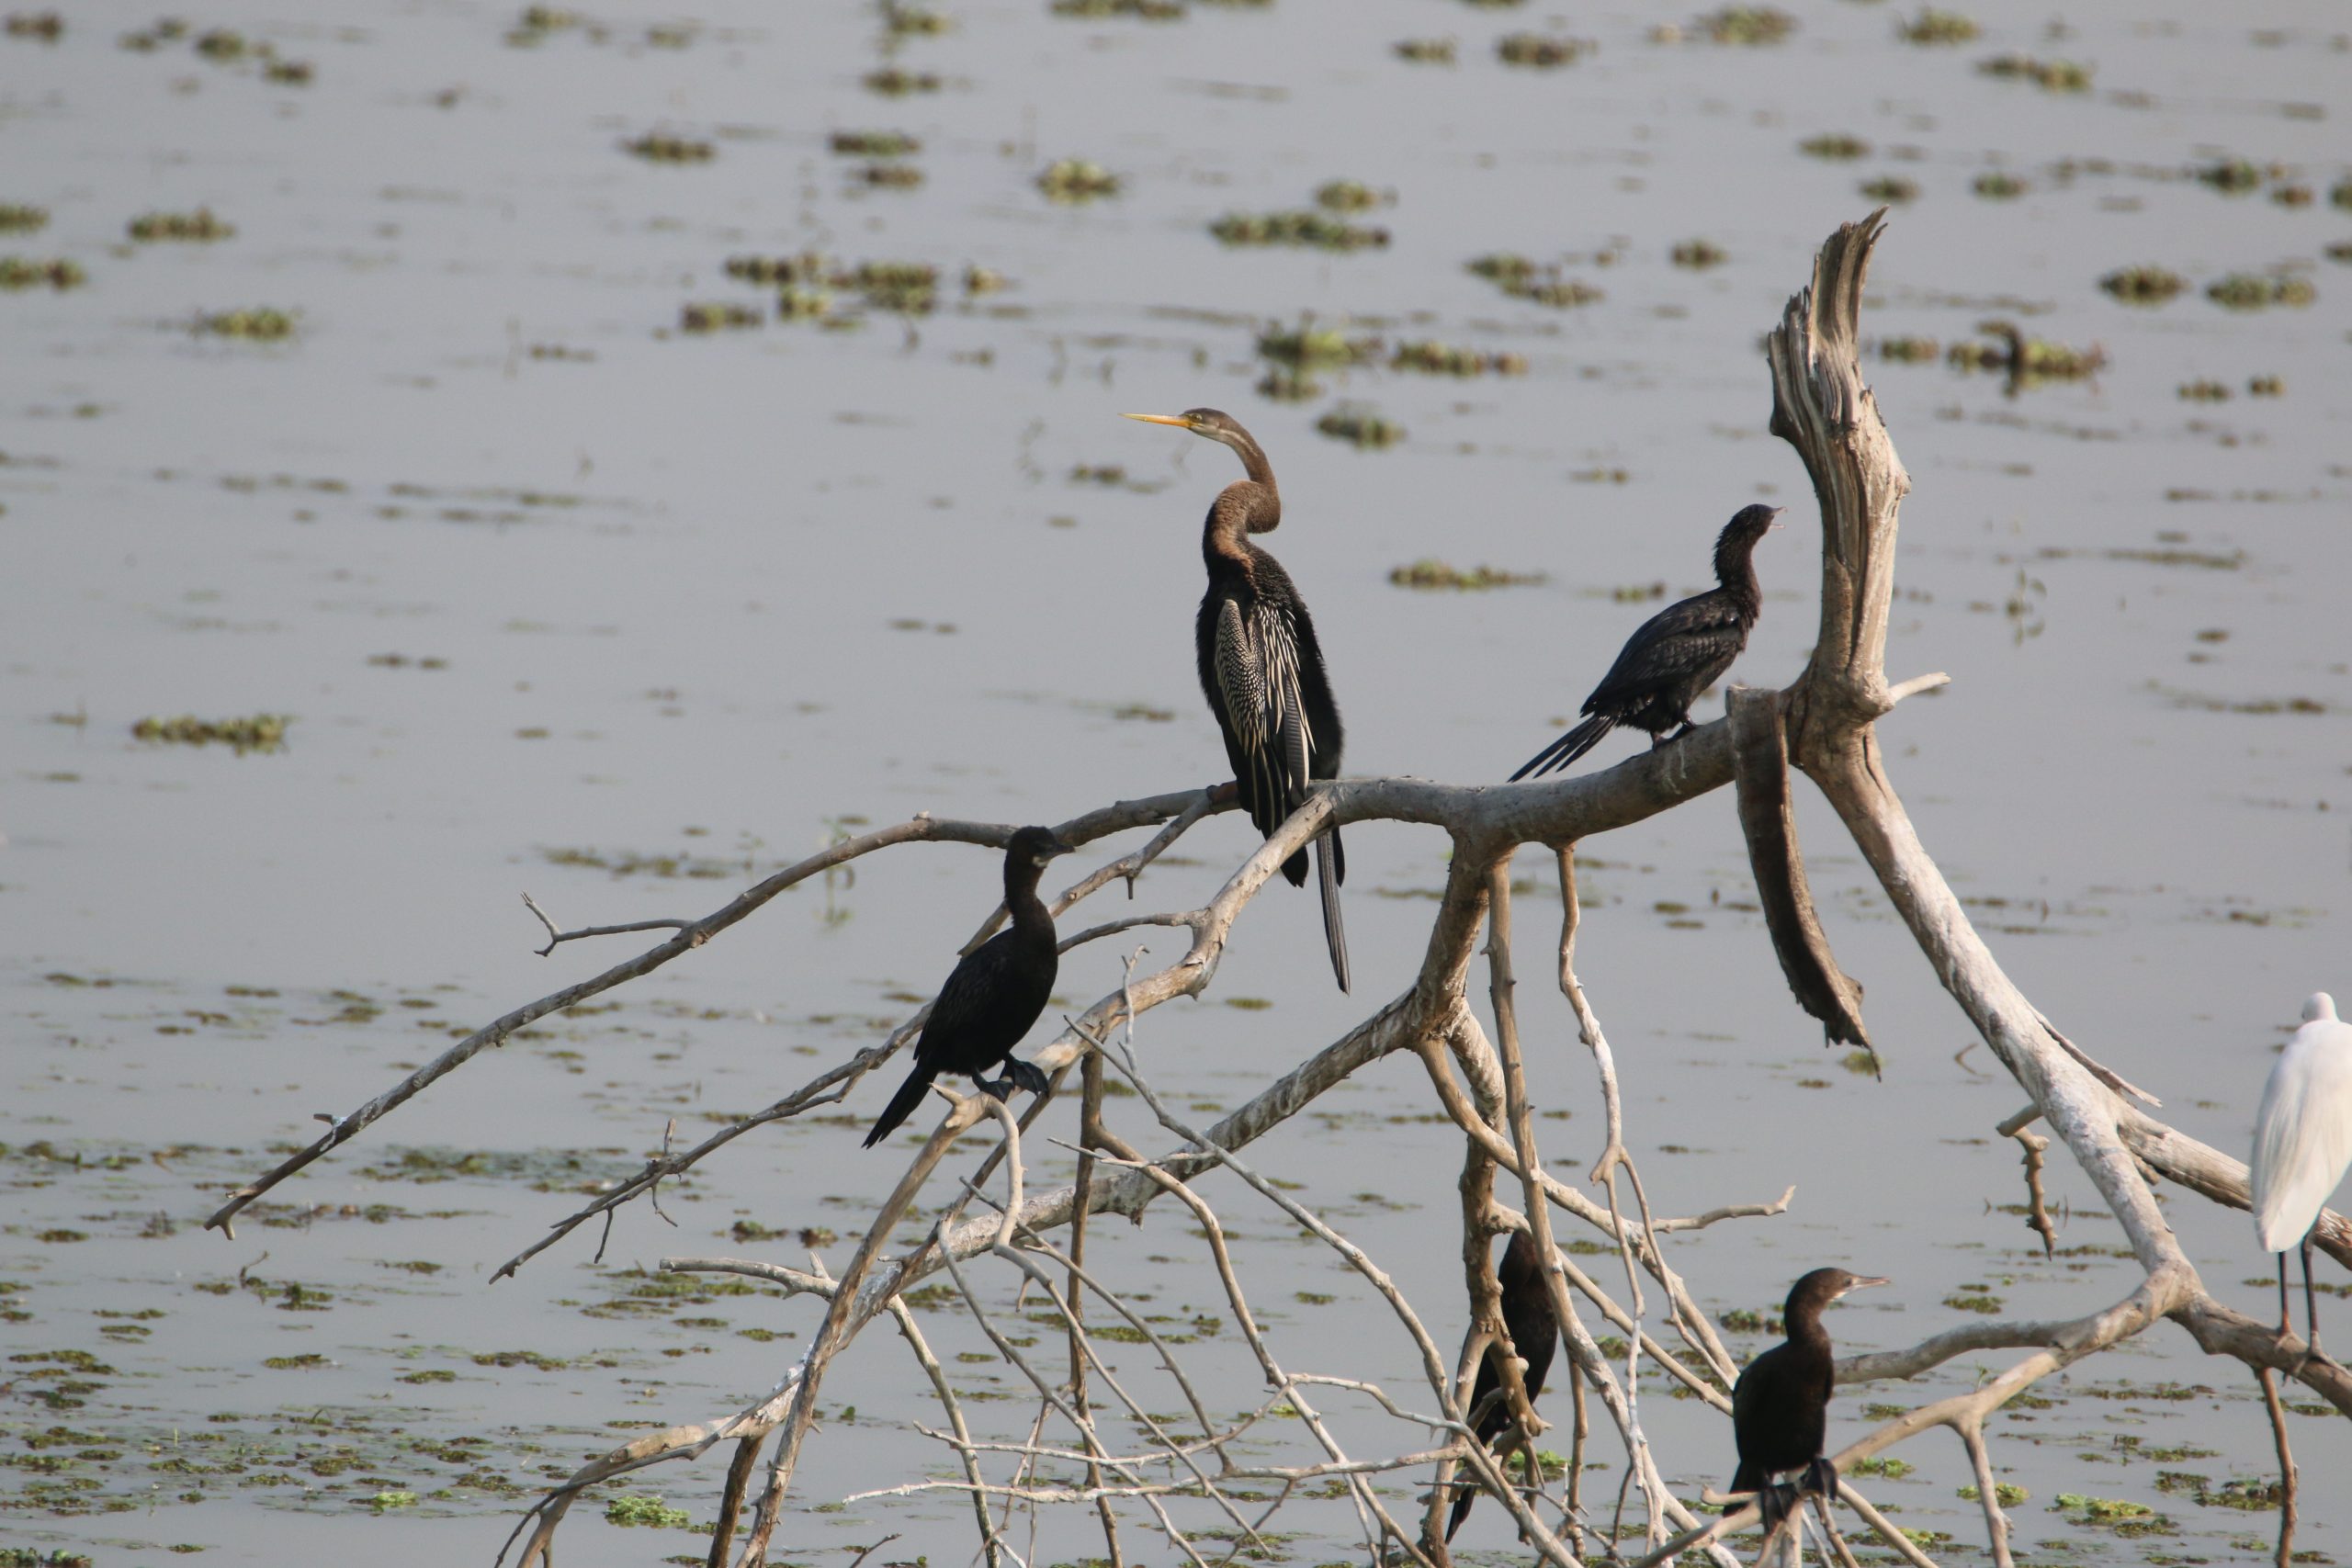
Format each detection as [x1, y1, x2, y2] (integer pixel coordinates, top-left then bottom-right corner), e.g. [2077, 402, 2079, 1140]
[4, 0, 2349, 1562]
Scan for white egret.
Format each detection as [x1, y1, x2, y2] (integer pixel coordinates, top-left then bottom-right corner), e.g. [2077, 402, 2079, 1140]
[2250, 991, 2352, 1365]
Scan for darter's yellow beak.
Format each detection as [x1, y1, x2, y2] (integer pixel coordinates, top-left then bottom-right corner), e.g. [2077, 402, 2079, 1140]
[1121, 412, 1191, 428]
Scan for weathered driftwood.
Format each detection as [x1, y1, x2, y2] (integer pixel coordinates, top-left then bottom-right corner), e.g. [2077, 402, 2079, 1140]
[1726, 682, 1871, 1052]
[191, 210, 2346, 1568]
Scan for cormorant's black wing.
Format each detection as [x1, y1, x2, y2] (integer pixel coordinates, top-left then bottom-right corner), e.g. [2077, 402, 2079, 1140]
[1583, 589, 1748, 716]
[1213, 596, 1315, 837]
[914, 931, 1029, 1077]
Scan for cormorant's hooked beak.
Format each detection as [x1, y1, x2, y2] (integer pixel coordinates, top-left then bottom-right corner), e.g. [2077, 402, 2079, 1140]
[1123, 412, 1193, 431]
[1041, 834, 1078, 859]
[1840, 1275, 1892, 1298]
[1767, 506, 1788, 531]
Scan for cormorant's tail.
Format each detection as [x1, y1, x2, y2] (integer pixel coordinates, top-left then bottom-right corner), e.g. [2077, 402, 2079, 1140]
[1509, 714, 1613, 782]
[1444, 1475, 1478, 1541]
[862, 1064, 934, 1148]
[1316, 827, 1349, 993]
[1729, 1460, 1763, 1495]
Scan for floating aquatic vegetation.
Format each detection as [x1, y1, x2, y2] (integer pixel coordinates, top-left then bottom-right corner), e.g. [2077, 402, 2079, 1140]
[1037, 158, 1119, 202]
[962, 265, 1006, 294]
[857, 162, 923, 187]
[1877, 335, 1938, 363]
[1946, 324, 2104, 379]
[882, 0, 950, 35]
[864, 66, 941, 94]
[1978, 52, 2090, 90]
[194, 306, 296, 338]
[1255, 318, 1378, 368]
[624, 133, 715, 164]
[830, 129, 921, 157]
[1209, 209, 1388, 250]
[1669, 238, 1727, 268]
[0, 256, 84, 289]
[1859, 175, 1918, 203]
[1394, 37, 1455, 62]
[194, 27, 246, 59]
[128, 208, 233, 242]
[1899, 8, 1977, 43]
[2326, 242, 2352, 265]
[2098, 265, 2185, 303]
[1960, 1483, 2030, 1506]
[1465, 254, 1600, 307]
[775, 286, 831, 320]
[131, 714, 291, 753]
[843, 259, 938, 311]
[2205, 272, 2313, 310]
[1467, 252, 1537, 287]
[5, 10, 62, 39]
[1253, 366, 1322, 401]
[1973, 170, 2027, 199]
[679, 301, 760, 333]
[1387, 559, 1545, 590]
[724, 253, 822, 286]
[1315, 404, 1404, 449]
[1695, 6, 1794, 44]
[264, 57, 312, 84]
[1498, 32, 1586, 66]
[1051, 0, 1183, 15]
[605, 1495, 692, 1528]
[2195, 157, 2264, 194]
[2271, 184, 2312, 208]
[1799, 133, 1870, 160]
[2334, 177, 2352, 211]
[1389, 340, 1526, 376]
[0, 203, 45, 232]
[2177, 378, 2229, 402]
[1315, 179, 1385, 212]
[2248, 374, 2283, 396]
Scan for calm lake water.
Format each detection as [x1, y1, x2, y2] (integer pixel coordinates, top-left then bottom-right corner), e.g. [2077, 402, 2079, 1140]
[4, 0, 2348, 1562]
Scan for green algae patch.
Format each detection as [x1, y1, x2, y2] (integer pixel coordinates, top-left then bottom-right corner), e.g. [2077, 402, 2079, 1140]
[2206, 273, 2314, 310]
[1900, 9, 1978, 43]
[1314, 405, 1404, 449]
[1037, 158, 1119, 203]
[0, 204, 50, 232]
[0, 257, 85, 290]
[1394, 38, 1455, 62]
[606, 1494, 693, 1527]
[1978, 53, 2090, 90]
[679, 302, 760, 333]
[263, 1353, 330, 1370]
[623, 133, 714, 164]
[193, 308, 296, 340]
[131, 715, 290, 753]
[1210, 210, 1388, 250]
[1389, 341, 1525, 376]
[1498, 33, 1586, 66]
[130, 209, 234, 242]
[2100, 265, 2185, 304]
[1388, 560, 1545, 591]
[1799, 133, 1869, 160]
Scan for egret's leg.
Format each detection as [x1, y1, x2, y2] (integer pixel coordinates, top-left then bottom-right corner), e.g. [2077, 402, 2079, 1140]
[2278, 1252, 2292, 1337]
[2301, 1233, 2322, 1366]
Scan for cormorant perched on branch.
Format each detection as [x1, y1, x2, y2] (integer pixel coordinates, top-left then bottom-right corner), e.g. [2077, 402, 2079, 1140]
[863, 826, 1074, 1147]
[1447, 1230, 1558, 1540]
[1729, 1267, 1887, 1532]
[1510, 503, 1783, 781]
[1123, 408, 1351, 992]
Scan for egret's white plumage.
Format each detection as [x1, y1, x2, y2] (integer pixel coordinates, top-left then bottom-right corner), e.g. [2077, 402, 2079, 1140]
[2251, 992, 2352, 1253]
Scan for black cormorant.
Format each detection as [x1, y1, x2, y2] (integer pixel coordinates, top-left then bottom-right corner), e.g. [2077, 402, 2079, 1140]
[1510, 503, 1782, 781]
[1124, 408, 1351, 991]
[863, 826, 1075, 1147]
[1447, 1230, 1559, 1540]
[1729, 1267, 1888, 1531]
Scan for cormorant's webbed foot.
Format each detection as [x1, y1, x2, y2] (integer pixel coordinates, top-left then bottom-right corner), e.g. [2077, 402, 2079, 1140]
[1006, 1058, 1051, 1099]
[973, 1074, 1013, 1103]
[1755, 1481, 1798, 1535]
[1798, 1458, 1838, 1500]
